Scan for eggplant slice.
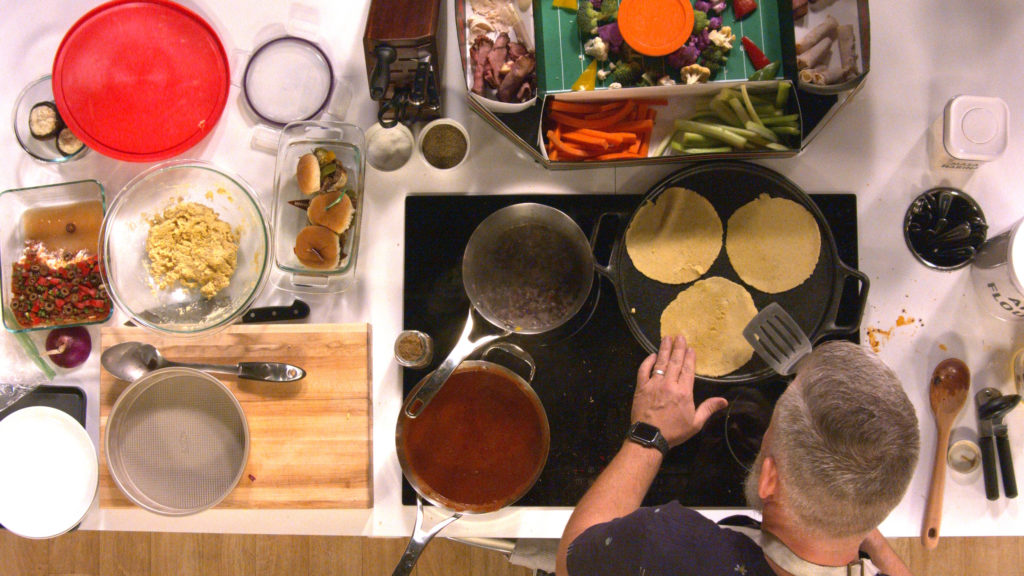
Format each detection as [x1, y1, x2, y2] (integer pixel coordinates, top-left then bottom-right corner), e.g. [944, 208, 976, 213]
[56, 127, 86, 157]
[29, 101, 62, 139]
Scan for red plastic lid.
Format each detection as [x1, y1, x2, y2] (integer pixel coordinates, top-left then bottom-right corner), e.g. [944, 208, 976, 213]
[52, 0, 229, 162]
[618, 0, 694, 57]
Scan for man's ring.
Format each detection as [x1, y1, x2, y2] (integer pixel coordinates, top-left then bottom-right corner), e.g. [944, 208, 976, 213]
[653, 369, 666, 376]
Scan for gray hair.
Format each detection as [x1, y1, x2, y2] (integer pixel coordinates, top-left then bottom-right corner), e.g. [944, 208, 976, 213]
[770, 340, 920, 538]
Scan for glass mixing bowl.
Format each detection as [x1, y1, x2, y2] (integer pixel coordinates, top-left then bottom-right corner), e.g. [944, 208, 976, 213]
[99, 160, 271, 336]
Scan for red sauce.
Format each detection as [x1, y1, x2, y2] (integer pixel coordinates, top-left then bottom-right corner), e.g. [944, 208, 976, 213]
[400, 365, 549, 511]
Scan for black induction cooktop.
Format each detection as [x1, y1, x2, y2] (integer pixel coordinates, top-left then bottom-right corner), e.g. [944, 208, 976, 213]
[402, 192, 858, 508]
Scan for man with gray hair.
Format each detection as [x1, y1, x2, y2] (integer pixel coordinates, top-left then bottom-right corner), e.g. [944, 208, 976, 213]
[556, 336, 919, 576]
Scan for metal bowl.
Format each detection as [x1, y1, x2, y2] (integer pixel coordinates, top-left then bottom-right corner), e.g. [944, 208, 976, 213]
[904, 187, 987, 271]
[100, 159, 272, 336]
[105, 367, 249, 515]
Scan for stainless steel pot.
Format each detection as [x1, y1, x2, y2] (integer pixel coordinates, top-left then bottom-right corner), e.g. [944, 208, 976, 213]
[402, 202, 593, 418]
[393, 343, 548, 576]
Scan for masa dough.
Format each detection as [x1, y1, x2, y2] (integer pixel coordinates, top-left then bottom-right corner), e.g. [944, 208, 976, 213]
[626, 187, 722, 284]
[726, 194, 821, 294]
[146, 200, 240, 299]
[660, 276, 758, 377]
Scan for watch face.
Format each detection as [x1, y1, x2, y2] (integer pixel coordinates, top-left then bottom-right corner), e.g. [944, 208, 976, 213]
[631, 422, 660, 444]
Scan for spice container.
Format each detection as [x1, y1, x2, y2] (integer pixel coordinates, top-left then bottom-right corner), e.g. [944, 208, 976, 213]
[418, 118, 470, 170]
[394, 330, 433, 369]
[365, 122, 415, 172]
[929, 95, 1009, 172]
[0, 180, 111, 333]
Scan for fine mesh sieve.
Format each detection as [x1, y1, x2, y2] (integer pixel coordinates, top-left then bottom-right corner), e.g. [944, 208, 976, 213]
[105, 367, 249, 515]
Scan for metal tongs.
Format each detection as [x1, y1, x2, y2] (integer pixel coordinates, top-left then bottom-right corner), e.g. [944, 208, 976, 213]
[976, 388, 1022, 500]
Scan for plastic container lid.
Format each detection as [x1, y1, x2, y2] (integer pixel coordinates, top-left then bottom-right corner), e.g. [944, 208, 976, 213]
[0, 406, 97, 538]
[243, 36, 334, 126]
[943, 95, 1009, 162]
[51, 0, 230, 162]
[617, 0, 694, 57]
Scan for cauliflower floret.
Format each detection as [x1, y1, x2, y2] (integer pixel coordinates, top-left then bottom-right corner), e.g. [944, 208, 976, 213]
[709, 26, 735, 50]
[657, 75, 677, 86]
[681, 64, 711, 85]
[584, 37, 610, 62]
[608, 82, 623, 89]
[597, 69, 611, 81]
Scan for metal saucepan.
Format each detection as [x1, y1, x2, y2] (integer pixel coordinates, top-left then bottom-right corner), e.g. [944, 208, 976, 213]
[597, 161, 869, 385]
[402, 202, 593, 418]
[393, 343, 549, 576]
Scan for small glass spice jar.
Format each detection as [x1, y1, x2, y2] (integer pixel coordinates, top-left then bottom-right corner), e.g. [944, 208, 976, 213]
[394, 330, 434, 369]
[418, 118, 470, 170]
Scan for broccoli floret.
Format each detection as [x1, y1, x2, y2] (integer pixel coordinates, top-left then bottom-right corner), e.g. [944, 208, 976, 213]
[577, 2, 603, 36]
[608, 59, 642, 85]
[599, 0, 619, 21]
[700, 46, 728, 75]
[584, 37, 610, 62]
[693, 11, 709, 34]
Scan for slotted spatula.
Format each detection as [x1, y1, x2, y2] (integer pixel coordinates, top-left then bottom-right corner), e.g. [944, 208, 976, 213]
[743, 302, 812, 376]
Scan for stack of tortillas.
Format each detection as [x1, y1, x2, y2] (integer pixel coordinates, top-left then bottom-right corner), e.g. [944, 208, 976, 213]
[626, 188, 821, 377]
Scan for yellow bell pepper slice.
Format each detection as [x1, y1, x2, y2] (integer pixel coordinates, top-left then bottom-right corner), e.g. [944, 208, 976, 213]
[571, 60, 597, 91]
[553, 0, 578, 10]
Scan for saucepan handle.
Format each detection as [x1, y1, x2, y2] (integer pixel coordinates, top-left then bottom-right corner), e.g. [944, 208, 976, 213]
[817, 260, 870, 338]
[392, 498, 463, 576]
[480, 342, 536, 385]
[589, 212, 627, 281]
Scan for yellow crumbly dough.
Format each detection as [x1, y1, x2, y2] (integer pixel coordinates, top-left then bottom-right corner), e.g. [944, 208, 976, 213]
[626, 187, 722, 285]
[726, 194, 821, 294]
[660, 276, 758, 377]
[146, 200, 240, 299]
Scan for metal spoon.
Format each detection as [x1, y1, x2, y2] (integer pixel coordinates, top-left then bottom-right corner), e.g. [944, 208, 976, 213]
[921, 358, 971, 550]
[101, 341, 306, 383]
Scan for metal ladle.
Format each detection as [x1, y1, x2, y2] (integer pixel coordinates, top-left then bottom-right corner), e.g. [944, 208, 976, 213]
[101, 341, 306, 383]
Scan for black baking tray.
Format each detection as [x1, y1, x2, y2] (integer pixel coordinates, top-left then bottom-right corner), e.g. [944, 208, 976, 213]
[0, 385, 86, 426]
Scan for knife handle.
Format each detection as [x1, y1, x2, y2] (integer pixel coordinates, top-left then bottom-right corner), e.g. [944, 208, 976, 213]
[241, 300, 310, 323]
[997, 433, 1017, 499]
[980, 435, 999, 501]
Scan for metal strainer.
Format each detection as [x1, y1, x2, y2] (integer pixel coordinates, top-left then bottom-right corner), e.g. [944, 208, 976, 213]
[105, 367, 249, 515]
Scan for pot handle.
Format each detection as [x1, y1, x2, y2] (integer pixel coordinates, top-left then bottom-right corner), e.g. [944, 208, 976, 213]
[817, 260, 870, 339]
[403, 309, 505, 419]
[392, 497, 463, 576]
[590, 212, 627, 281]
[480, 342, 536, 385]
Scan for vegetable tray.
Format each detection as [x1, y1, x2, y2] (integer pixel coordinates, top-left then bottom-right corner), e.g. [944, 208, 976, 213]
[535, 0, 786, 94]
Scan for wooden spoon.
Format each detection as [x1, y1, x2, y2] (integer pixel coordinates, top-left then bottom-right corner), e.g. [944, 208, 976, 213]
[921, 358, 971, 549]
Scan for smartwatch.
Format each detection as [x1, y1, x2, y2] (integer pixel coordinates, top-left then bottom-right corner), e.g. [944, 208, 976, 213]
[627, 421, 669, 456]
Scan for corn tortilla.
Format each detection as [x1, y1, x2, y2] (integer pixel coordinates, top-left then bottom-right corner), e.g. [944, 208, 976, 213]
[625, 187, 722, 285]
[726, 194, 821, 294]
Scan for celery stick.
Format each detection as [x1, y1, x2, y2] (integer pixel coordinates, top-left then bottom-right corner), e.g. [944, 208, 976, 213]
[775, 82, 791, 109]
[670, 140, 685, 152]
[754, 105, 778, 117]
[682, 132, 718, 147]
[740, 85, 763, 126]
[770, 126, 801, 136]
[674, 119, 747, 148]
[652, 130, 678, 157]
[709, 99, 742, 127]
[727, 98, 751, 125]
[717, 125, 769, 147]
[761, 114, 799, 126]
[765, 142, 791, 151]
[745, 121, 779, 142]
[683, 146, 733, 154]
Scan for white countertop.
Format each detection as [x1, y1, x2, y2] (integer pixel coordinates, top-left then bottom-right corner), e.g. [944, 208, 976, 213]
[4, 0, 1024, 540]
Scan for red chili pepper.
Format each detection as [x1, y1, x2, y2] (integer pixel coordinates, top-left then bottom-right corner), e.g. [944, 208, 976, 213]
[56, 298, 65, 308]
[741, 36, 771, 70]
[733, 0, 757, 20]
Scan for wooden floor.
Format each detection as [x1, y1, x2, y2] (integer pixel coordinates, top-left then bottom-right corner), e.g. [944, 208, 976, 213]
[1, 532, 1022, 575]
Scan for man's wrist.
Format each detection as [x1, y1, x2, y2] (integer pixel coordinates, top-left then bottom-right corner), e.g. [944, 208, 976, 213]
[626, 421, 670, 456]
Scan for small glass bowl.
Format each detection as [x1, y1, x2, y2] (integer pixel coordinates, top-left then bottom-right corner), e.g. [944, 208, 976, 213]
[12, 75, 88, 163]
[100, 160, 272, 337]
[271, 120, 365, 294]
[0, 180, 110, 332]
[418, 118, 470, 170]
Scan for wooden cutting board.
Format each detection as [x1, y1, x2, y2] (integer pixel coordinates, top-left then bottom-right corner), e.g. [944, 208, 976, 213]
[99, 324, 372, 510]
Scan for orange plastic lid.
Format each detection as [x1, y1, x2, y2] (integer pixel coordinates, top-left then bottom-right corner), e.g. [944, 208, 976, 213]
[617, 0, 694, 57]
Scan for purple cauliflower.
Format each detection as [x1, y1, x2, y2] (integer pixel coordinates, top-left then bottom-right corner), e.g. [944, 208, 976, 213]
[693, 29, 711, 52]
[708, 16, 722, 30]
[666, 43, 701, 69]
[694, 0, 711, 11]
[589, 0, 602, 9]
[710, 0, 727, 14]
[597, 22, 625, 55]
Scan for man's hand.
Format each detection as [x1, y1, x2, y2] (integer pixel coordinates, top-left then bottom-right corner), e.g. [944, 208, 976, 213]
[631, 335, 729, 447]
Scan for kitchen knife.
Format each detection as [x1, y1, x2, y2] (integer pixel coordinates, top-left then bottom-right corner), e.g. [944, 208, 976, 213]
[130, 299, 310, 326]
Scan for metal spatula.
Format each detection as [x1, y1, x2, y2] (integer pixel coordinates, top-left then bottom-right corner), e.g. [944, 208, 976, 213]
[743, 302, 812, 376]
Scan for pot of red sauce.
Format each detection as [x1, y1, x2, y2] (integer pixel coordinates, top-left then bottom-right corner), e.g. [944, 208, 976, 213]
[392, 343, 549, 576]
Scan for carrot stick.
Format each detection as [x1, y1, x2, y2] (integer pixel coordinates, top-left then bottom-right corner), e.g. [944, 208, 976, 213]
[638, 98, 668, 106]
[563, 131, 610, 149]
[567, 128, 625, 146]
[608, 119, 654, 133]
[583, 106, 631, 121]
[549, 131, 597, 158]
[549, 149, 558, 161]
[549, 100, 604, 114]
[592, 151, 641, 160]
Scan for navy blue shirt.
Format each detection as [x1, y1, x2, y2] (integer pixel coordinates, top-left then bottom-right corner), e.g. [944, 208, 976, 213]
[567, 501, 776, 576]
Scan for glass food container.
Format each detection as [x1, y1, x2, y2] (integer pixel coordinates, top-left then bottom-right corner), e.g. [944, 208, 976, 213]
[272, 120, 365, 294]
[0, 180, 111, 332]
